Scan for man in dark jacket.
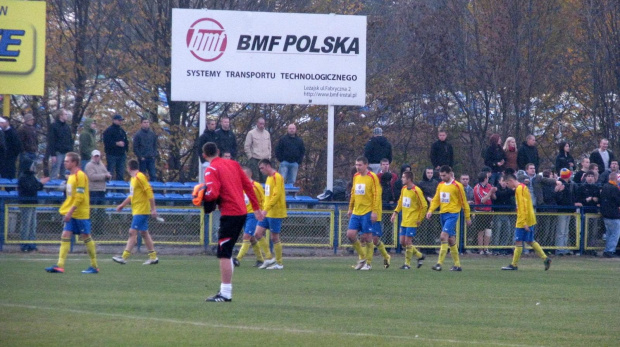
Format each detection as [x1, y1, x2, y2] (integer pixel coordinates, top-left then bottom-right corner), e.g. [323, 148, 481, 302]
[517, 135, 540, 171]
[103, 114, 128, 180]
[197, 117, 218, 163]
[430, 130, 454, 171]
[133, 118, 158, 181]
[0, 117, 23, 179]
[275, 123, 305, 185]
[47, 109, 74, 179]
[590, 138, 615, 172]
[17, 114, 37, 170]
[17, 156, 50, 251]
[600, 171, 620, 257]
[364, 127, 392, 173]
[215, 116, 237, 159]
[598, 160, 618, 185]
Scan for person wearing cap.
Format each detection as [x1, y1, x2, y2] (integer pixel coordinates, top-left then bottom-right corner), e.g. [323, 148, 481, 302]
[17, 114, 37, 171]
[103, 114, 128, 180]
[430, 130, 454, 172]
[85, 149, 111, 205]
[554, 168, 576, 255]
[0, 117, 23, 180]
[47, 109, 74, 180]
[364, 126, 392, 174]
[79, 118, 97, 170]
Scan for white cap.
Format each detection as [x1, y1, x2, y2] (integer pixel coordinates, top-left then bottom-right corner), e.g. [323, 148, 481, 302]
[91, 149, 101, 156]
[0, 117, 6, 123]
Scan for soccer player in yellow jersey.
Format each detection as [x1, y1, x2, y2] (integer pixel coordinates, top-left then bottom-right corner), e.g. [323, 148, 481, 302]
[392, 171, 428, 269]
[365, 176, 392, 270]
[112, 159, 159, 265]
[233, 167, 266, 268]
[501, 170, 551, 271]
[426, 165, 471, 271]
[46, 152, 99, 274]
[347, 156, 381, 270]
[255, 159, 287, 270]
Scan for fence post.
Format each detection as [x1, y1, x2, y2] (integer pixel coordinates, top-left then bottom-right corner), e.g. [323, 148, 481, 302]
[395, 211, 402, 254]
[0, 197, 4, 252]
[579, 208, 586, 254]
[459, 211, 465, 253]
[333, 204, 339, 254]
[204, 212, 209, 251]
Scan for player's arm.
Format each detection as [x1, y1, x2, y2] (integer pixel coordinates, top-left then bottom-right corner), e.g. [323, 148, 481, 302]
[515, 186, 527, 228]
[348, 180, 355, 217]
[239, 165, 260, 212]
[459, 184, 471, 222]
[391, 187, 404, 222]
[204, 168, 221, 202]
[426, 187, 441, 219]
[416, 187, 428, 223]
[116, 196, 131, 211]
[254, 183, 265, 210]
[370, 173, 380, 222]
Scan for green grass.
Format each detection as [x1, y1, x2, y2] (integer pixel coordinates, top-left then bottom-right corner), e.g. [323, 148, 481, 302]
[1, 253, 619, 346]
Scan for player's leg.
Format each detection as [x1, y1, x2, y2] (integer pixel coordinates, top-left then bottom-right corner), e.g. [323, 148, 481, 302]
[448, 235, 461, 269]
[255, 223, 272, 261]
[140, 230, 158, 264]
[347, 214, 366, 261]
[46, 224, 74, 273]
[371, 223, 390, 269]
[267, 219, 283, 269]
[207, 215, 245, 302]
[77, 220, 98, 271]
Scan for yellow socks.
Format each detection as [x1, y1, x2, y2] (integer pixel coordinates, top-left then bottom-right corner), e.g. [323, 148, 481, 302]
[512, 246, 523, 266]
[258, 237, 272, 259]
[366, 242, 374, 265]
[405, 245, 413, 266]
[531, 242, 547, 259]
[274, 242, 283, 265]
[148, 250, 157, 260]
[412, 246, 423, 259]
[251, 242, 264, 262]
[438, 242, 448, 265]
[83, 237, 98, 268]
[377, 241, 389, 260]
[352, 240, 366, 260]
[57, 237, 71, 268]
[449, 245, 461, 267]
[238, 240, 251, 260]
[122, 250, 131, 260]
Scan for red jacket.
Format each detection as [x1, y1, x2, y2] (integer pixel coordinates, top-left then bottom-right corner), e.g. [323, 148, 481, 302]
[204, 157, 260, 216]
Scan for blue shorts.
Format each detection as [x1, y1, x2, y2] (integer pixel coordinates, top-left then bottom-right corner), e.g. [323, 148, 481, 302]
[257, 217, 282, 233]
[399, 227, 417, 238]
[348, 212, 373, 234]
[63, 219, 91, 235]
[515, 226, 535, 242]
[440, 213, 459, 237]
[244, 213, 258, 235]
[371, 222, 382, 237]
[131, 215, 149, 231]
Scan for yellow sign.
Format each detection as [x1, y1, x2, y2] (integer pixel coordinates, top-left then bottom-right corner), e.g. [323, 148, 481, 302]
[0, 1, 46, 95]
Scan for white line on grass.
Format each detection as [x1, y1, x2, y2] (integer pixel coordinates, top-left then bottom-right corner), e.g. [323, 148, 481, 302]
[0, 302, 546, 347]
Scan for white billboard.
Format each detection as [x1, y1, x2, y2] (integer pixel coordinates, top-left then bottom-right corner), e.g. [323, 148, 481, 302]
[171, 9, 366, 106]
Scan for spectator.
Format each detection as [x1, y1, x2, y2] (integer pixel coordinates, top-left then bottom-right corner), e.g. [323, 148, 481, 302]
[197, 117, 218, 182]
[588, 163, 600, 183]
[484, 134, 506, 186]
[222, 152, 232, 159]
[430, 130, 454, 171]
[17, 156, 50, 252]
[459, 174, 474, 205]
[103, 114, 128, 181]
[47, 109, 73, 179]
[598, 160, 619, 185]
[79, 118, 97, 170]
[0, 121, 5, 165]
[418, 167, 439, 204]
[0, 117, 23, 179]
[573, 157, 590, 183]
[555, 168, 576, 255]
[473, 172, 496, 254]
[517, 135, 540, 171]
[491, 176, 515, 252]
[244, 117, 271, 183]
[215, 116, 237, 159]
[364, 127, 392, 173]
[17, 114, 37, 170]
[85, 150, 111, 207]
[503, 137, 518, 170]
[275, 123, 305, 185]
[590, 138, 615, 172]
[600, 171, 620, 257]
[392, 164, 411, 202]
[554, 141, 575, 175]
[377, 158, 398, 206]
[576, 171, 601, 247]
[538, 169, 559, 246]
[133, 118, 158, 181]
[517, 163, 561, 207]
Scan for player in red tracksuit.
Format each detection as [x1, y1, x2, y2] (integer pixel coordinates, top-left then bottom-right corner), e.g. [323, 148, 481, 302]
[202, 142, 263, 302]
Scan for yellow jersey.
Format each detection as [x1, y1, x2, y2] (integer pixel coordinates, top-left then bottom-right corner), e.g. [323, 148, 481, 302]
[264, 172, 287, 218]
[59, 170, 90, 219]
[394, 184, 428, 227]
[245, 181, 265, 214]
[428, 179, 471, 221]
[129, 172, 154, 215]
[515, 183, 536, 228]
[349, 171, 381, 216]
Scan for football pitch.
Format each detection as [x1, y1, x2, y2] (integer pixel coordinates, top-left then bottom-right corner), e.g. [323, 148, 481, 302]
[1, 253, 619, 346]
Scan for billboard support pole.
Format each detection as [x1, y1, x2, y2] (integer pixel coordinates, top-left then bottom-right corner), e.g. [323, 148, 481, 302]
[198, 102, 206, 180]
[2, 95, 9, 118]
[327, 105, 334, 191]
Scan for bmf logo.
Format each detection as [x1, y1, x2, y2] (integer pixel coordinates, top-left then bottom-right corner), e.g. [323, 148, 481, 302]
[0, 21, 36, 74]
[186, 18, 227, 62]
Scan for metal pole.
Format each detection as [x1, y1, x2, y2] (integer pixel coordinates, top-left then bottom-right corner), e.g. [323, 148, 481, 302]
[198, 102, 206, 180]
[327, 105, 334, 191]
[2, 95, 10, 118]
